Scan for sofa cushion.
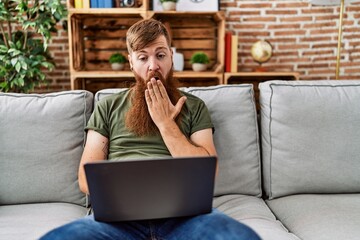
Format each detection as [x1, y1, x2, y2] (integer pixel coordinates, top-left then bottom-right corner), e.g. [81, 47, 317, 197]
[95, 85, 262, 197]
[0, 203, 87, 240]
[260, 80, 360, 199]
[0, 91, 93, 205]
[267, 194, 360, 240]
[214, 195, 300, 240]
[183, 85, 261, 196]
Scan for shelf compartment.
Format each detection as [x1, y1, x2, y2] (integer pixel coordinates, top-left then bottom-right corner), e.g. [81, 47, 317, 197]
[150, 11, 225, 73]
[69, 12, 145, 73]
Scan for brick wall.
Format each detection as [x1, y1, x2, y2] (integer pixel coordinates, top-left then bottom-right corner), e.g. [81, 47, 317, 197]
[45, 0, 360, 91]
[221, 0, 360, 80]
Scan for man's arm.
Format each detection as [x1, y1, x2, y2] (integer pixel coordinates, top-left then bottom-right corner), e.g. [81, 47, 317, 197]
[78, 130, 109, 194]
[145, 78, 217, 157]
[159, 122, 216, 157]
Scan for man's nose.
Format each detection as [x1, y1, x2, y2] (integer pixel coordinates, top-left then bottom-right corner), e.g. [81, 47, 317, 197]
[148, 57, 160, 71]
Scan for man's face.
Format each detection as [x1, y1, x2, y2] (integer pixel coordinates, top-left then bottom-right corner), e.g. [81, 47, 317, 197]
[128, 35, 173, 83]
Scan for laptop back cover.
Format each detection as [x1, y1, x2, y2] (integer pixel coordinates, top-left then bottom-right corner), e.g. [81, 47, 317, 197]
[84, 156, 217, 222]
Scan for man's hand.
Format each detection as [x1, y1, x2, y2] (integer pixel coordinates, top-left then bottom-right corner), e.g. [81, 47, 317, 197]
[145, 78, 186, 130]
[145, 77, 216, 158]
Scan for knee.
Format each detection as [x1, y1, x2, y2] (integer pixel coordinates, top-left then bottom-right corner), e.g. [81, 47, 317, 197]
[39, 217, 95, 240]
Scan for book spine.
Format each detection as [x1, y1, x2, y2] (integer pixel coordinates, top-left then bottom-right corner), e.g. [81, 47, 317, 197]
[83, 0, 90, 8]
[231, 34, 238, 73]
[224, 31, 232, 73]
[98, 0, 104, 8]
[115, 0, 121, 8]
[75, 0, 83, 8]
[103, 0, 113, 8]
[90, 0, 98, 8]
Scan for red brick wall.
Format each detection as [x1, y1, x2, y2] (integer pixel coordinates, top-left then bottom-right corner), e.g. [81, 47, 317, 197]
[45, 0, 360, 91]
[221, 0, 360, 80]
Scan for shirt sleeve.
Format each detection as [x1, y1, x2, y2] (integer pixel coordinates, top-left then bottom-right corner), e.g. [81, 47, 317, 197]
[85, 100, 110, 138]
[189, 98, 214, 135]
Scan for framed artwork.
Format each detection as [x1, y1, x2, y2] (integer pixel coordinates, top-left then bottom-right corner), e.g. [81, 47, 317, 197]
[152, 0, 220, 12]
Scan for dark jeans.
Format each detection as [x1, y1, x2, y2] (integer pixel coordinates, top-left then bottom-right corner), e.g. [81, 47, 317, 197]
[40, 209, 260, 240]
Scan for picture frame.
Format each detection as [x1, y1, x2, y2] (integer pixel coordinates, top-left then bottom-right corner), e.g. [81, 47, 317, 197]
[152, 0, 220, 12]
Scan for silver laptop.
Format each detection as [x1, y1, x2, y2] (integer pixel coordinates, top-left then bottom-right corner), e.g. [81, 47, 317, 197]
[84, 156, 217, 222]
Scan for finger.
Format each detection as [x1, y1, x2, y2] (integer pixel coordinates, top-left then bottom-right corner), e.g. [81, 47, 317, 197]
[145, 89, 152, 106]
[157, 80, 170, 101]
[173, 96, 187, 118]
[151, 78, 162, 100]
[147, 81, 157, 102]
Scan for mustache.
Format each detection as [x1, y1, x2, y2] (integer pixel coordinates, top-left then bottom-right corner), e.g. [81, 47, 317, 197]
[147, 71, 164, 82]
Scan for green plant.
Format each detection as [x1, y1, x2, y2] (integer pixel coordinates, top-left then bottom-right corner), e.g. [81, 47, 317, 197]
[0, 0, 67, 93]
[109, 53, 126, 64]
[190, 52, 210, 64]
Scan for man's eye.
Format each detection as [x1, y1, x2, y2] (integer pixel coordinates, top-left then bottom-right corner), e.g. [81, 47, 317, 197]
[138, 56, 147, 61]
[157, 54, 165, 59]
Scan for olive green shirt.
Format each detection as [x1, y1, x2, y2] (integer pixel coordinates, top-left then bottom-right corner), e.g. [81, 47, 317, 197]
[86, 90, 213, 160]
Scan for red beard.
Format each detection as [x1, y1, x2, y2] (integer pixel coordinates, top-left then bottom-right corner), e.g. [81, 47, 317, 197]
[125, 69, 181, 137]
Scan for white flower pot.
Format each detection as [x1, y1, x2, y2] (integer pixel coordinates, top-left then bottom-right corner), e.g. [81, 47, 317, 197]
[162, 2, 176, 11]
[111, 63, 124, 71]
[192, 63, 207, 72]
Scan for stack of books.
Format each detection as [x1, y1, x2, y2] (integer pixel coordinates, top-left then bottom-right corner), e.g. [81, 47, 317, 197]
[74, 0, 114, 8]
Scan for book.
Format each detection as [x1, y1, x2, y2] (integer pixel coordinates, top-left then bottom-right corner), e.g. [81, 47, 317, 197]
[224, 31, 232, 72]
[98, 0, 104, 8]
[115, 0, 121, 7]
[103, 0, 113, 8]
[231, 34, 238, 73]
[83, 0, 90, 8]
[90, 0, 98, 8]
[74, 0, 83, 8]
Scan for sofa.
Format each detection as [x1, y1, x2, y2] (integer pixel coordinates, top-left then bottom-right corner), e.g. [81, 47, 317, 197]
[1, 80, 359, 240]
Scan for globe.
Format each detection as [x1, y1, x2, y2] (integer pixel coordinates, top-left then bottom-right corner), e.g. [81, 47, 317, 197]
[251, 40, 273, 64]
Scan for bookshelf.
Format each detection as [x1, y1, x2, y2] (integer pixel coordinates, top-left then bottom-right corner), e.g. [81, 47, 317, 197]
[67, 0, 225, 92]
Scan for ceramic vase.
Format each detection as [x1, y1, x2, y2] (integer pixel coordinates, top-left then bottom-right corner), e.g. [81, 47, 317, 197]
[172, 47, 184, 71]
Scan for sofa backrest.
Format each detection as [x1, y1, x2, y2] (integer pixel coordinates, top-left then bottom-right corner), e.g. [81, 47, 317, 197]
[95, 85, 262, 197]
[0, 90, 93, 206]
[260, 80, 360, 199]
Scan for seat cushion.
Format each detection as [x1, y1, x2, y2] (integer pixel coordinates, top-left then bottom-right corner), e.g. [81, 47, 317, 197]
[214, 195, 299, 240]
[0, 203, 88, 240]
[267, 194, 360, 240]
[0, 91, 93, 205]
[96, 85, 262, 197]
[260, 80, 360, 199]
[183, 85, 261, 196]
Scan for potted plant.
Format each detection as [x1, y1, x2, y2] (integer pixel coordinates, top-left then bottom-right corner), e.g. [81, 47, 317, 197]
[190, 52, 210, 72]
[109, 53, 127, 71]
[0, 0, 67, 93]
[159, 0, 178, 11]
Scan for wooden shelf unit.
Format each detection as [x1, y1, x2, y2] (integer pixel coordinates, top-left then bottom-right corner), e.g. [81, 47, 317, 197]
[67, 0, 225, 92]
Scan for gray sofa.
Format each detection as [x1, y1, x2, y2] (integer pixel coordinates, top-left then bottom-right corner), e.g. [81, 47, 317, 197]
[1, 80, 359, 240]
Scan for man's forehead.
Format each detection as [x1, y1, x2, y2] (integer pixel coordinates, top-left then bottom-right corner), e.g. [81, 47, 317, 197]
[135, 36, 169, 53]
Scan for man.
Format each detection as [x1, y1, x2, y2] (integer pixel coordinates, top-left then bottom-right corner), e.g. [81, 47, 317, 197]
[40, 19, 260, 240]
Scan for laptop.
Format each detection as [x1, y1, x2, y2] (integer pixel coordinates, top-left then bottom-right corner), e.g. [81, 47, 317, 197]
[84, 156, 217, 222]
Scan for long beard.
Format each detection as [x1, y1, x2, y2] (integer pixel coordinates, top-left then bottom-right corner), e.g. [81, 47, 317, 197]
[125, 69, 181, 137]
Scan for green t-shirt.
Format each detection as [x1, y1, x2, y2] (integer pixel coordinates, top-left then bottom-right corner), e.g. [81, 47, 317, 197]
[86, 89, 213, 160]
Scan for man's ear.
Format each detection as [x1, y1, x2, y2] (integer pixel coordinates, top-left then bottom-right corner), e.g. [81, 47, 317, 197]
[128, 54, 133, 70]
